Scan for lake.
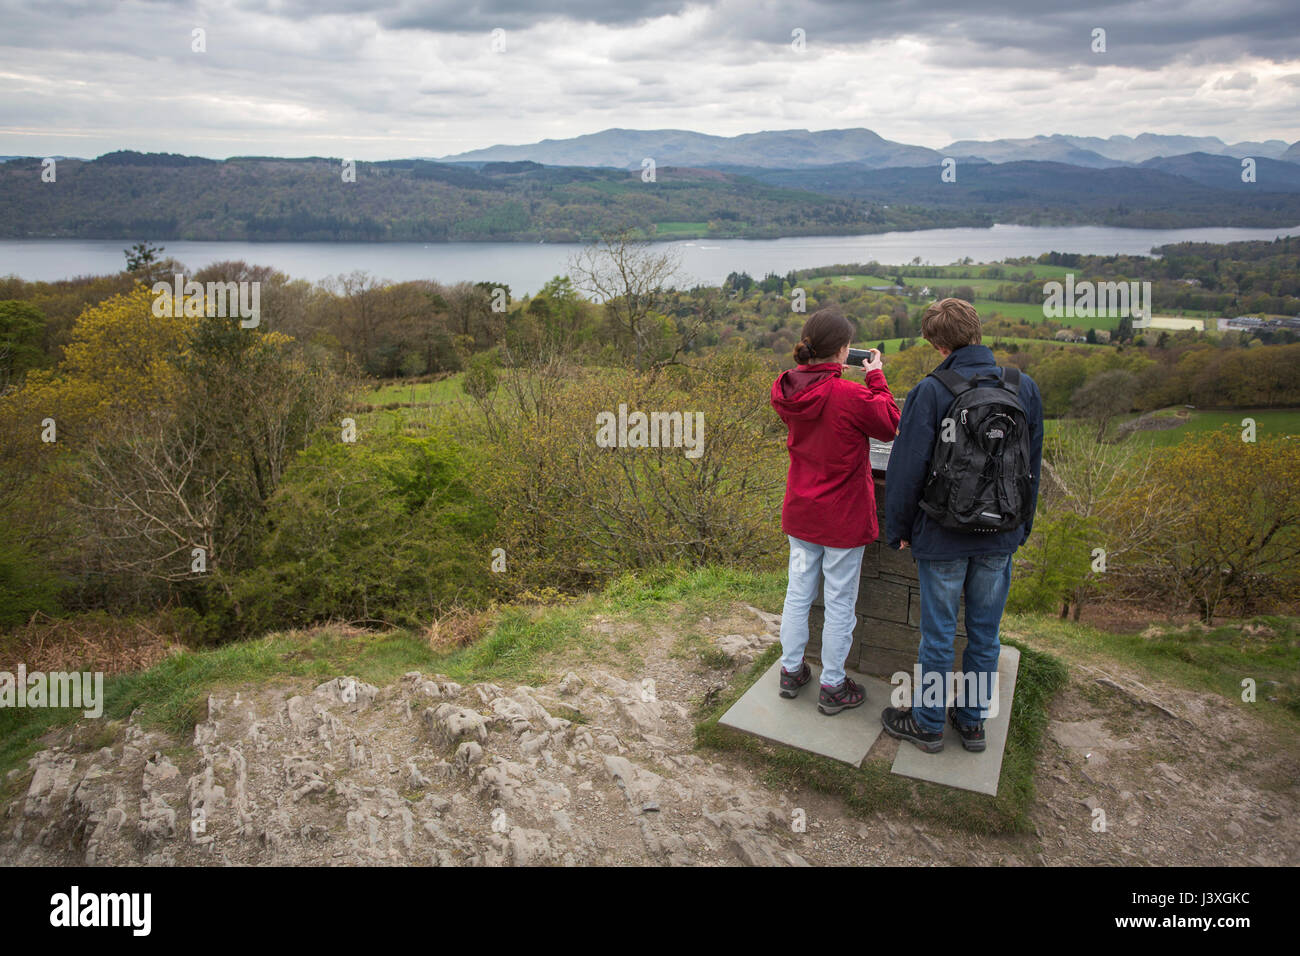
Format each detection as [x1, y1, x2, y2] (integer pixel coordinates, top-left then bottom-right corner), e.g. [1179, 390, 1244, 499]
[3, 223, 1298, 295]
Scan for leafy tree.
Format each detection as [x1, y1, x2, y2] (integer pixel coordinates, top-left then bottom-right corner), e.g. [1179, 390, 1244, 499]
[0, 300, 47, 389]
[1007, 511, 1098, 615]
[231, 433, 497, 634]
[1114, 430, 1300, 621]
[124, 241, 163, 273]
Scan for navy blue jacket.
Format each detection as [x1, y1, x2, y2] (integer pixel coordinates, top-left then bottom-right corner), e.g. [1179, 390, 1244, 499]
[884, 344, 1044, 559]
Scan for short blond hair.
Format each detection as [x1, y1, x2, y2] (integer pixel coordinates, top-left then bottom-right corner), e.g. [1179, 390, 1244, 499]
[921, 298, 982, 351]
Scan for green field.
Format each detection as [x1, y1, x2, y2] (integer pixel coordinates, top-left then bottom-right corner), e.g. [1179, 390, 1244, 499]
[362, 376, 467, 406]
[1117, 407, 1300, 445]
[807, 265, 1168, 333]
[895, 263, 1075, 280]
[889, 264, 1071, 278]
[350, 375, 471, 436]
[926, 277, 1023, 294]
[654, 221, 710, 236]
[1045, 407, 1300, 446]
[809, 274, 896, 289]
[901, 276, 1045, 295]
[865, 335, 1104, 354]
[971, 298, 1058, 323]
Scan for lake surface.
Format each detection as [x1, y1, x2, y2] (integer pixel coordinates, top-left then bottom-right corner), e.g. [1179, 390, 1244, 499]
[3, 223, 1297, 295]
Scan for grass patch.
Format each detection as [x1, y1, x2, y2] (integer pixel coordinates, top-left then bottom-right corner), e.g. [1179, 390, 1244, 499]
[654, 221, 710, 236]
[360, 375, 467, 407]
[1112, 407, 1300, 447]
[694, 639, 1068, 835]
[599, 565, 786, 620]
[1006, 612, 1300, 726]
[898, 263, 1074, 281]
[812, 274, 897, 289]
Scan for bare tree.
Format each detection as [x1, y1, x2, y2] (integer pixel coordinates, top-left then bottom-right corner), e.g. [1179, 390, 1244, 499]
[1070, 368, 1138, 442]
[568, 229, 682, 370]
[76, 407, 234, 590]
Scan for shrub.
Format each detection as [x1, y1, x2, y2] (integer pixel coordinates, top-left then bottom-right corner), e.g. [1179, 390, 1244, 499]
[0, 535, 63, 626]
[472, 344, 787, 592]
[230, 430, 497, 634]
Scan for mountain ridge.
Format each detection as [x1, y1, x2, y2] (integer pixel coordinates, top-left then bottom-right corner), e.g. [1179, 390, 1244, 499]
[435, 127, 1299, 170]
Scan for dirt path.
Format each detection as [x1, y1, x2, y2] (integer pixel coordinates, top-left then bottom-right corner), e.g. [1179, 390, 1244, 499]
[2, 606, 1296, 866]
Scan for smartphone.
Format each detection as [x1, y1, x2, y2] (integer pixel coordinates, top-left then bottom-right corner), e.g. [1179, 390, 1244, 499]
[846, 347, 878, 367]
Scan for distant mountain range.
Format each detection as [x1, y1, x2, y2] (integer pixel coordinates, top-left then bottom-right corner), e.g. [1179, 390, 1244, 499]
[436, 128, 1298, 171]
[435, 128, 940, 170]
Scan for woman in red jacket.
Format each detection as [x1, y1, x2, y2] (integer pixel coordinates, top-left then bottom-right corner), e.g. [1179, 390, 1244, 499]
[770, 307, 901, 714]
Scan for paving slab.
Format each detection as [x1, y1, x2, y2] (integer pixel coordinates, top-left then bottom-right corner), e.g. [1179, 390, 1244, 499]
[719, 658, 890, 766]
[889, 644, 1020, 796]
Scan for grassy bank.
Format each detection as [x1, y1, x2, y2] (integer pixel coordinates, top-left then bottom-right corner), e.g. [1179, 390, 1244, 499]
[1004, 611, 1300, 725]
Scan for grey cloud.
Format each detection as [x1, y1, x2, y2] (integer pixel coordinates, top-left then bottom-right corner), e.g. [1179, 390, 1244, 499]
[1213, 71, 1258, 90]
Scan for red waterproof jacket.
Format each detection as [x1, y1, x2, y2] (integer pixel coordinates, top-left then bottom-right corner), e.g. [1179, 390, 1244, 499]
[770, 363, 901, 548]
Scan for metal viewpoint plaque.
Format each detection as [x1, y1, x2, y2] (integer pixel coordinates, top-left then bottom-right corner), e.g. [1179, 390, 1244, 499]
[869, 437, 893, 474]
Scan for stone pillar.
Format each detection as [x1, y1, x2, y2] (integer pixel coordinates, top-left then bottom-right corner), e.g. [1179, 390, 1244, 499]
[805, 440, 966, 677]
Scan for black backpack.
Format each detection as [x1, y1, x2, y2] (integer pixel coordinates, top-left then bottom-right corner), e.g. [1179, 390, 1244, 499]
[919, 366, 1033, 534]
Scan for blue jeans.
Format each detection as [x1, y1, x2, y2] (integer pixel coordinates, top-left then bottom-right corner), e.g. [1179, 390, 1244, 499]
[913, 553, 1013, 733]
[780, 535, 865, 689]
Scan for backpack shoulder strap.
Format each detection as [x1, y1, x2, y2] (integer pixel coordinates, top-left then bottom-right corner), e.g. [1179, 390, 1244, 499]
[1000, 365, 1022, 395]
[928, 368, 975, 397]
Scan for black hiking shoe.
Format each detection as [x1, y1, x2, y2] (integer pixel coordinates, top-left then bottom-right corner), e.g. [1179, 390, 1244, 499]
[779, 661, 812, 698]
[948, 707, 986, 752]
[818, 677, 865, 715]
[881, 706, 944, 753]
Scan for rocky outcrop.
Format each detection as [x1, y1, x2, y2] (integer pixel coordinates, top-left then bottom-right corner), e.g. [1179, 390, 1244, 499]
[0, 622, 806, 866]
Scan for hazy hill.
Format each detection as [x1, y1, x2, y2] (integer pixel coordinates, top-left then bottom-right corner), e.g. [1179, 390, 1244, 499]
[436, 126, 1295, 170]
[733, 159, 1300, 227]
[437, 127, 941, 169]
[947, 133, 1292, 165]
[942, 136, 1126, 168]
[1139, 152, 1300, 191]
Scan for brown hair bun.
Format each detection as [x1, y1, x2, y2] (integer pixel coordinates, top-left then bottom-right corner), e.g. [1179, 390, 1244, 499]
[792, 307, 856, 364]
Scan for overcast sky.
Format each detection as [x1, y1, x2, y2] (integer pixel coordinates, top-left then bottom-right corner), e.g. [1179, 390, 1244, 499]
[1, 0, 1297, 159]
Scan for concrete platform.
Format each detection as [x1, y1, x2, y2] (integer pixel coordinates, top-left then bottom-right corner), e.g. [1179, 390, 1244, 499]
[718, 658, 891, 766]
[889, 645, 1021, 796]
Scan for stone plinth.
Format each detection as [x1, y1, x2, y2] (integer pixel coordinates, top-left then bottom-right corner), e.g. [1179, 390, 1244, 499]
[805, 439, 966, 677]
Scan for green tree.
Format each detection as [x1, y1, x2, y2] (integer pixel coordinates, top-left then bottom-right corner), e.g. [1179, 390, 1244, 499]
[0, 300, 48, 389]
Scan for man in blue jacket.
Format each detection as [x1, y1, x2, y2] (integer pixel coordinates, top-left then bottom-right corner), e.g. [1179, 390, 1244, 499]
[882, 298, 1044, 753]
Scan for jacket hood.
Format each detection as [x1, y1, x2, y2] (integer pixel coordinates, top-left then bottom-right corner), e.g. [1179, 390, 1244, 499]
[772, 363, 840, 420]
